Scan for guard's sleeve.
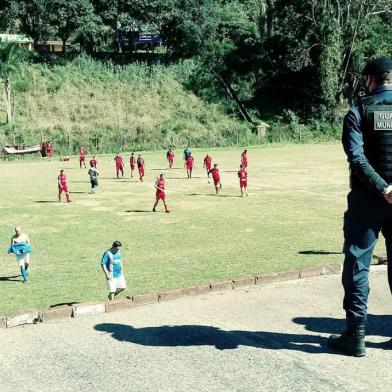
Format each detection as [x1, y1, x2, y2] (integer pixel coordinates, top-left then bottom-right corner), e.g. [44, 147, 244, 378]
[342, 107, 388, 194]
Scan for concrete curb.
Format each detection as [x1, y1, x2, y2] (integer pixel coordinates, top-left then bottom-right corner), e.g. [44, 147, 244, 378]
[0, 264, 342, 329]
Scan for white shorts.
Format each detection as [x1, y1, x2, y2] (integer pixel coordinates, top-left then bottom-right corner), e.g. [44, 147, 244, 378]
[107, 275, 126, 293]
[16, 253, 30, 267]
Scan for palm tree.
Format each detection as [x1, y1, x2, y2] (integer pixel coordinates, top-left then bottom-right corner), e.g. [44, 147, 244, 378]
[0, 43, 21, 124]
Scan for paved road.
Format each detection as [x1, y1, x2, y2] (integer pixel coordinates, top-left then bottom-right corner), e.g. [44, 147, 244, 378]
[1, 267, 392, 392]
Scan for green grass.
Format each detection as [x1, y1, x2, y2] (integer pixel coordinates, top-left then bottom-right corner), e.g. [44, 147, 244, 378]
[0, 144, 381, 316]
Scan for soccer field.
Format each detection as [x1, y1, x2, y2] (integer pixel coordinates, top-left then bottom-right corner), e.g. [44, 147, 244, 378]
[0, 144, 382, 316]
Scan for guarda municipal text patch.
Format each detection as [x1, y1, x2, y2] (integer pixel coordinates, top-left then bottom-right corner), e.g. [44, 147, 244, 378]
[374, 111, 392, 130]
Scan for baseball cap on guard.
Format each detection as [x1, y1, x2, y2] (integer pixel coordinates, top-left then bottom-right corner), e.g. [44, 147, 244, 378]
[362, 57, 392, 75]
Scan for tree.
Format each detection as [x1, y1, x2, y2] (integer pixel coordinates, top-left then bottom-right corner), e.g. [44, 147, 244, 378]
[49, 0, 97, 52]
[15, 0, 53, 45]
[0, 43, 24, 124]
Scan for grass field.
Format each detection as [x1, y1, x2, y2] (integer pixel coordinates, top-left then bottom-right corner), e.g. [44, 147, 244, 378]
[0, 144, 383, 316]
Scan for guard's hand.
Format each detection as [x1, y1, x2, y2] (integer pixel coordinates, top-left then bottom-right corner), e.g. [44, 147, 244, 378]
[384, 185, 392, 204]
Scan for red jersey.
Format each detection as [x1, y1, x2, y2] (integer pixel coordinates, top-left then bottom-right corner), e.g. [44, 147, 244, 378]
[90, 159, 97, 168]
[204, 155, 212, 169]
[79, 148, 86, 157]
[209, 168, 220, 181]
[241, 152, 248, 165]
[238, 168, 247, 181]
[46, 143, 53, 156]
[130, 156, 136, 167]
[137, 158, 144, 168]
[58, 174, 67, 187]
[114, 156, 123, 167]
[167, 151, 174, 161]
[155, 179, 165, 192]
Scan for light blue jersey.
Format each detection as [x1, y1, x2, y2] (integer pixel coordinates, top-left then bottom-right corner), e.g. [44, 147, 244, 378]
[101, 250, 123, 278]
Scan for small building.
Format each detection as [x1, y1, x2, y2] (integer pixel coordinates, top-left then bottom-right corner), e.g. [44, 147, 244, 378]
[0, 33, 34, 50]
[35, 41, 72, 52]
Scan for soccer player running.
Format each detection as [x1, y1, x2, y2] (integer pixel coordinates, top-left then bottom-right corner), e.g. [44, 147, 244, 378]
[241, 149, 248, 168]
[9, 227, 32, 283]
[79, 147, 87, 169]
[208, 163, 222, 196]
[130, 152, 136, 178]
[137, 154, 145, 181]
[153, 174, 170, 213]
[114, 153, 124, 178]
[238, 164, 248, 196]
[88, 161, 99, 193]
[58, 169, 71, 202]
[203, 153, 212, 181]
[185, 154, 195, 179]
[90, 155, 98, 169]
[167, 148, 175, 170]
[101, 241, 126, 301]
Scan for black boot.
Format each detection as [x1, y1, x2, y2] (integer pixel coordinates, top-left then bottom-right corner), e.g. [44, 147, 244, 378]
[328, 321, 365, 357]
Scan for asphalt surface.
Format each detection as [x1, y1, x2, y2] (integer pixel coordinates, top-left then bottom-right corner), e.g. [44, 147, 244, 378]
[1, 267, 392, 392]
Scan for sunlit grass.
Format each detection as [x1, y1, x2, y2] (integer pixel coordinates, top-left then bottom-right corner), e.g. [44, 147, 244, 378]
[0, 143, 376, 316]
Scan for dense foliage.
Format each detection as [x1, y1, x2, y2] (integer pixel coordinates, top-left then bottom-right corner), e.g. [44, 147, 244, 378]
[0, 0, 391, 150]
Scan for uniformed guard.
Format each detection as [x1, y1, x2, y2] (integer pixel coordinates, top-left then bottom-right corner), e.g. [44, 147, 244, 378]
[328, 58, 392, 357]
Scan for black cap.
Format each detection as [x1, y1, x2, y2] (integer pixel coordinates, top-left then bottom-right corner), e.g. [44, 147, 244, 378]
[362, 57, 392, 75]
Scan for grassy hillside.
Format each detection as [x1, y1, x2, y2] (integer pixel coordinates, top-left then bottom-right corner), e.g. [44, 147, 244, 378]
[1, 56, 254, 154]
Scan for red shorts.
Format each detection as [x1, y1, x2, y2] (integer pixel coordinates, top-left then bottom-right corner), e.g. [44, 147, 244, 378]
[58, 185, 68, 193]
[240, 180, 247, 188]
[168, 159, 174, 164]
[213, 178, 220, 185]
[138, 167, 144, 174]
[156, 191, 165, 200]
[186, 164, 193, 170]
[130, 164, 135, 170]
[80, 156, 85, 162]
[206, 165, 211, 172]
[116, 165, 123, 171]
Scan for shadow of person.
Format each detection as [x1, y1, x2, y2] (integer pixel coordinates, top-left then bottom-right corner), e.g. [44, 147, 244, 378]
[0, 275, 21, 282]
[298, 250, 343, 255]
[293, 314, 392, 350]
[94, 323, 327, 353]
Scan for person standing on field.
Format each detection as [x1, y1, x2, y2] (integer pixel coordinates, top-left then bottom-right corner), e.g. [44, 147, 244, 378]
[167, 148, 175, 170]
[79, 147, 87, 169]
[203, 153, 212, 181]
[101, 241, 126, 301]
[9, 227, 32, 283]
[88, 162, 99, 193]
[185, 154, 194, 179]
[58, 169, 71, 203]
[130, 152, 136, 178]
[238, 164, 248, 196]
[241, 149, 248, 168]
[114, 153, 124, 178]
[153, 174, 170, 213]
[208, 163, 222, 196]
[137, 154, 145, 181]
[328, 58, 392, 357]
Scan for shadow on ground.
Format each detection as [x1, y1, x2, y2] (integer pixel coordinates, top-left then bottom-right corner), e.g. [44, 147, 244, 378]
[94, 323, 326, 353]
[0, 275, 21, 282]
[95, 314, 392, 352]
[299, 250, 342, 255]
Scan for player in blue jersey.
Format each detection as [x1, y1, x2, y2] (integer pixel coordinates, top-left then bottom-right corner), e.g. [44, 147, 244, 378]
[101, 241, 126, 300]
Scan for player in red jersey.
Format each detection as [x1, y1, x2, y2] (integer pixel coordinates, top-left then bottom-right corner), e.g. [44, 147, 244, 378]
[167, 148, 175, 170]
[208, 164, 222, 195]
[79, 147, 87, 169]
[238, 164, 248, 196]
[185, 154, 194, 179]
[241, 149, 248, 168]
[153, 174, 170, 213]
[130, 152, 136, 178]
[45, 141, 53, 159]
[137, 154, 145, 181]
[58, 169, 71, 202]
[90, 155, 97, 168]
[114, 153, 124, 178]
[203, 153, 212, 180]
